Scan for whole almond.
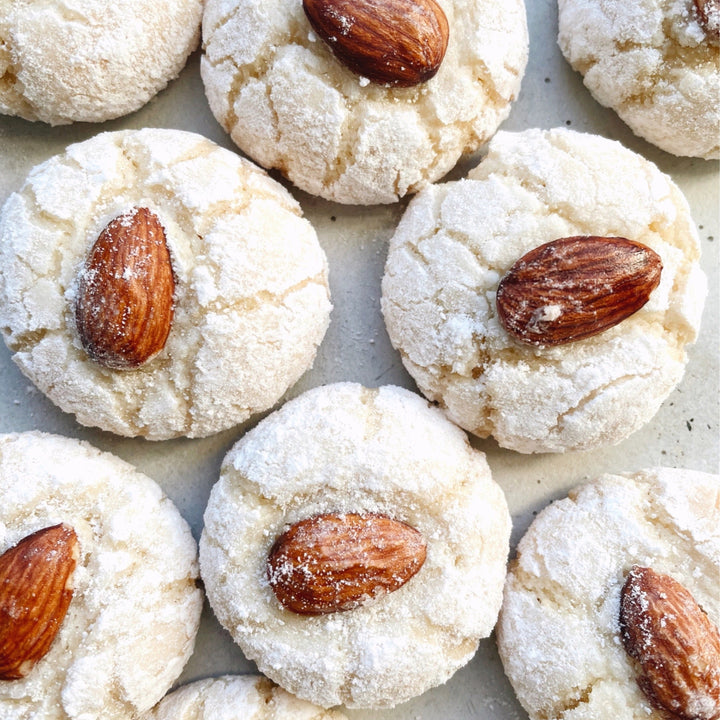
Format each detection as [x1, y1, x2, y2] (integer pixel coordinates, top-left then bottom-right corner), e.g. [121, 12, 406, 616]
[0, 524, 79, 680]
[694, 0, 720, 42]
[267, 512, 427, 614]
[303, 0, 449, 87]
[75, 206, 175, 370]
[619, 565, 720, 720]
[496, 236, 662, 346]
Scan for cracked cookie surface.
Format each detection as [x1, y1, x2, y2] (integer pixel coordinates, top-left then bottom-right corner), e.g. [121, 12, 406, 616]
[496, 467, 720, 720]
[0, 431, 203, 720]
[558, 0, 720, 159]
[199, 382, 510, 709]
[0, 0, 203, 125]
[381, 127, 706, 453]
[0, 128, 332, 440]
[200, 0, 528, 204]
[143, 675, 348, 719]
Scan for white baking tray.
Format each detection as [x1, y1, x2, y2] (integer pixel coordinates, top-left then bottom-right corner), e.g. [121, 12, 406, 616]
[0, 1, 717, 718]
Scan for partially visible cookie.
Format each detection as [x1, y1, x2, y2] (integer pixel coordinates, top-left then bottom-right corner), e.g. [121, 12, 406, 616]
[0, 128, 331, 440]
[200, 383, 511, 709]
[201, 0, 528, 204]
[381, 127, 707, 453]
[0, 0, 202, 125]
[144, 675, 348, 719]
[496, 467, 720, 720]
[0, 431, 203, 720]
[558, 0, 719, 159]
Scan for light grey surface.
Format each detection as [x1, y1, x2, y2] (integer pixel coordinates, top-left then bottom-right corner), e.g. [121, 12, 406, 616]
[0, 0, 717, 717]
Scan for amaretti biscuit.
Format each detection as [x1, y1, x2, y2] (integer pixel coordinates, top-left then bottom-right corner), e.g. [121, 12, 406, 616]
[496, 467, 720, 720]
[557, 0, 719, 159]
[0, 128, 332, 440]
[199, 383, 511, 709]
[381, 127, 707, 453]
[0, 431, 203, 720]
[144, 675, 348, 719]
[0, 0, 203, 125]
[200, 0, 528, 204]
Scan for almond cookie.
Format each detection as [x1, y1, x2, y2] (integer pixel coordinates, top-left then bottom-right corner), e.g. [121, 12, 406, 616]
[558, 0, 719, 159]
[0, 431, 203, 720]
[200, 0, 528, 204]
[381, 127, 707, 453]
[496, 467, 720, 720]
[144, 675, 348, 719]
[0, 128, 331, 440]
[0, 0, 203, 125]
[199, 382, 511, 709]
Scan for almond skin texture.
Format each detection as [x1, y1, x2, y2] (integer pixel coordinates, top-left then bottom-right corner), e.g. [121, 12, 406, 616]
[75, 206, 175, 370]
[303, 0, 449, 87]
[267, 512, 427, 614]
[0, 524, 79, 680]
[694, 0, 720, 42]
[619, 565, 720, 720]
[496, 236, 663, 347]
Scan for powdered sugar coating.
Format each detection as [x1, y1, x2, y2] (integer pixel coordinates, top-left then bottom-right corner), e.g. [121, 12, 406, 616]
[496, 467, 720, 720]
[0, 431, 203, 720]
[0, 128, 332, 440]
[0, 0, 202, 125]
[557, 0, 719, 159]
[200, 383, 511, 709]
[200, 0, 528, 204]
[381, 128, 707, 453]
[143, 675, 348, 719]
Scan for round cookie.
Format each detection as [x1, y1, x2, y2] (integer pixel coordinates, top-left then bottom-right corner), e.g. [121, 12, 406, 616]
[144, 675, 348, 719]
[199, 382, 511, 709]
[557, 0, 719, 159]
[0, 0, 203, 125]
[200, 0, 528, 204]
[381, 127, 707, 454]
[496, 467, 720, 720]
[0, 128, 332, 440]
[0, 431, 203, 720]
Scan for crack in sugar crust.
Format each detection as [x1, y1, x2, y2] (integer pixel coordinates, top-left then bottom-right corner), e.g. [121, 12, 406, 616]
[558, 0, 720, 159]
[0, 432, 203, 720]
[496, 468, 720, 720]
[380, 127, 707, 453]
[200, 0, 528, 204]
[199, 383, 511, 709]
[145, 675, 350, 719]
[0, 0, 203, 125]
[0, 129, 332, 440]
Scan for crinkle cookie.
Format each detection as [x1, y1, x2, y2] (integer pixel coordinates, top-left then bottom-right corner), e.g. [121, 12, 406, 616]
[144, 675, 348, 719]
[0, 431, 203, 720]
[0, 0, 202, 125]
[496, 467, 720, 720]
[381, 127, 707, 454]
[200, 0, 528, 204]
[557, 0, 720, 159]
[0, 128, 332, 440]
[200, 382, 511, 709]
